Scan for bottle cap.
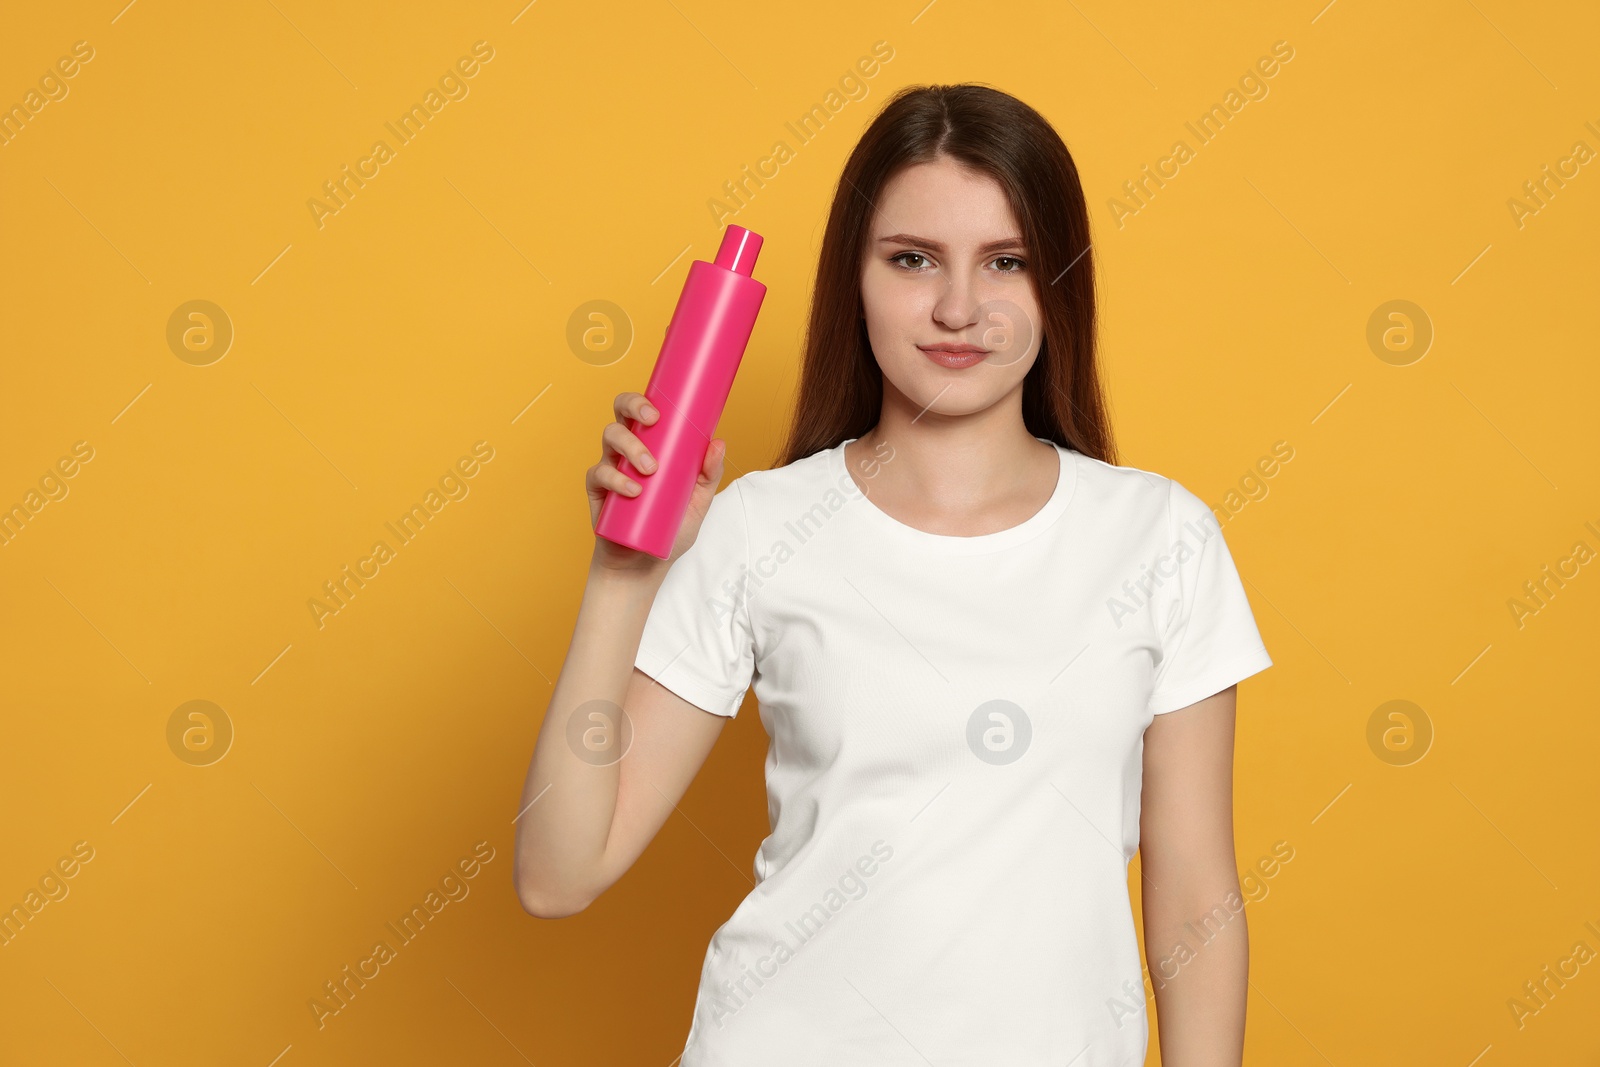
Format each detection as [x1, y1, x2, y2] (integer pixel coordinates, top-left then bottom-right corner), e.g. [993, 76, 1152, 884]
[714, 225, 763, 277]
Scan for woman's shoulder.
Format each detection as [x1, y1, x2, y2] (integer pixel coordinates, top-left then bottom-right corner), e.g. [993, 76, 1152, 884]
[1067, 449, 1202, 527]
[1069, 449, 1173, 493]
[702, 443, 849, 543]
[722, 442, 843, 501]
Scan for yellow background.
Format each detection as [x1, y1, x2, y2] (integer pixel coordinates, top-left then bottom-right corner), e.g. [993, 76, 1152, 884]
[2, 0, 1597, 1063]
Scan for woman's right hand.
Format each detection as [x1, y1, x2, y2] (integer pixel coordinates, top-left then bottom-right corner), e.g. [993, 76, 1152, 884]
[587, 390, 728, 576]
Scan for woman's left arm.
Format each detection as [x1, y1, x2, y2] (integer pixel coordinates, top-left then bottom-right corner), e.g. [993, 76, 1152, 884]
[1139, 684, 1248, 1067]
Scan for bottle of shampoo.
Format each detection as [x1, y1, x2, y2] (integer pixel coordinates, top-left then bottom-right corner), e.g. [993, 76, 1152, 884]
[596, 224, 767, 559]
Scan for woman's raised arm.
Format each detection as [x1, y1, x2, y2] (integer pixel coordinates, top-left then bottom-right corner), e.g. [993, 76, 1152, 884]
[513, 391, 731, 918]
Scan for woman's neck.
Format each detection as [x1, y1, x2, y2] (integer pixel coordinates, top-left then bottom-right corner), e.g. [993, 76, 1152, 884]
[847, 394, 1057, 534]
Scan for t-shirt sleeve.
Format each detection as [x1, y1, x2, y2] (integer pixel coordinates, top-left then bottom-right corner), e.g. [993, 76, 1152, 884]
[632, 479, 756, 718]
[1147, 478, 1273, 715]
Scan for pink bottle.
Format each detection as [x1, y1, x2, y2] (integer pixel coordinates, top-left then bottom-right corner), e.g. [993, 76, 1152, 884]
[596, 225, 767, 559]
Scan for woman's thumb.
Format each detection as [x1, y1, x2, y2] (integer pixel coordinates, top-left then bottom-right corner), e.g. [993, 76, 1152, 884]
[702, 439, 725, 484]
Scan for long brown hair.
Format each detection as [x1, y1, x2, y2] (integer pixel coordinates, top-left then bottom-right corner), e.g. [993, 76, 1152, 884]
[773, 83, 1117, 468]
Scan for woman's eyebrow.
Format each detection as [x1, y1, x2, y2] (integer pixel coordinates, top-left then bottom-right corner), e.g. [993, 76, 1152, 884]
[876, 233, 1027, 254]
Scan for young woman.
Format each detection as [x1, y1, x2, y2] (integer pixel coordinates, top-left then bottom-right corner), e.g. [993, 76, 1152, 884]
[516, 83, 1273, 1066]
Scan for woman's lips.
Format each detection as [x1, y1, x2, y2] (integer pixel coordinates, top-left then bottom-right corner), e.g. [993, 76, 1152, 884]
[918, 345, 989, 369]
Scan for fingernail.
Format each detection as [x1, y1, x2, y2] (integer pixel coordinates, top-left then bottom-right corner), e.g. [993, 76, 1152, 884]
[627, 479, 641, 493]
[642, 404, 658, 420]
[641, 453, 657, 471]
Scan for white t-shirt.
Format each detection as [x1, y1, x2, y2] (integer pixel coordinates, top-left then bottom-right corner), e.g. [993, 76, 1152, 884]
[634, 436, 1273, 1066]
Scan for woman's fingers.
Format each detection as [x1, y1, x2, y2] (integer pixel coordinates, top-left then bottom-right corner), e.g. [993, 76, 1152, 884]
[600, 392, 659, 473]
[601, 421, 657, 475]
[587, 461, 642, 498]
[611, 391, 659, 429]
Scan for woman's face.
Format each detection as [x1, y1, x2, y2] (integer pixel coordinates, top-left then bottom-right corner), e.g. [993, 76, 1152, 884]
[860, 156, 1043, 421]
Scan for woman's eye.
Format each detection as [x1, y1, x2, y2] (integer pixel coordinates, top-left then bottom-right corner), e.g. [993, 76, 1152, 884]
[890, 252, 1025, 272]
